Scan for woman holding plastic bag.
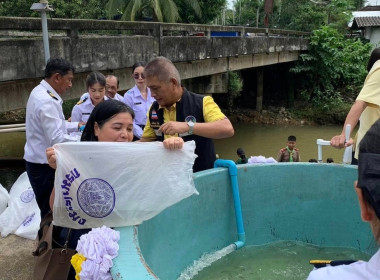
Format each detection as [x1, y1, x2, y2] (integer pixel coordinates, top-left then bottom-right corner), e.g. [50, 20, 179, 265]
[45, 99, 185, 280]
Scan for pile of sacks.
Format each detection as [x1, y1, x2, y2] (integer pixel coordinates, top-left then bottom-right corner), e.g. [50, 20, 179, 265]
[0, 172, 40, 240]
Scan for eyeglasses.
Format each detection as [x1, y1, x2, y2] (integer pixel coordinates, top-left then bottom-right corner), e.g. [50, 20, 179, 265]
[133, 73, 145, 79]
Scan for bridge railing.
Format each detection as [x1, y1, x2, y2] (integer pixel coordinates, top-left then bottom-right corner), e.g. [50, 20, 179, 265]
[0, 17, 310, 112]
[0, 17, 310, 39]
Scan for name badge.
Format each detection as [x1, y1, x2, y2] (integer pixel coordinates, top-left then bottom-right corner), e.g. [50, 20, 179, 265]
[150, 121, 161, 129]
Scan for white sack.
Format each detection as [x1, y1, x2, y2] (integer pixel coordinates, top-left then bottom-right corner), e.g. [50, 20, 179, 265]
[53, 141, 198, 229]
[0, 184, 9, 214]
[0, 172, 41, 239]
[14, 211, 40, 240]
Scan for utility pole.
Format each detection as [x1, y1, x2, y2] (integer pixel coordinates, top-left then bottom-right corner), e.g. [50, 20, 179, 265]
[30, 0, 54, 64]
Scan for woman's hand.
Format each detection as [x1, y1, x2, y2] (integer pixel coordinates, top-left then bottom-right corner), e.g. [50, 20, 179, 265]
[163, 137, 184, 150]
[46, 147, 57, 169]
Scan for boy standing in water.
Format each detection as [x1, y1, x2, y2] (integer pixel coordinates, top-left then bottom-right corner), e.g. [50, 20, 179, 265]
[236, 148, 248, 164]
[276, 135, 301, 162]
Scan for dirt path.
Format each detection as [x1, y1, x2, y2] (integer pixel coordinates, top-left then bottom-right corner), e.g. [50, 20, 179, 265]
[0, 234, 35, 279]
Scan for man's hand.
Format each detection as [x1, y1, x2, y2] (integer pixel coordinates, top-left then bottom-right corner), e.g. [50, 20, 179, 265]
[163, 137, 184, 150]
[159, 121, 188, 136]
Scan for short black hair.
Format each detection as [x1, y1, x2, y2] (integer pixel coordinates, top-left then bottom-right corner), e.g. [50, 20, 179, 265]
[326, 158, 334, 163]
[367, 47, 380, 72]
[132, 61, 146, 73]
[86, 71, 106, 89]
[358, 119, 380, 219]
[288, 135, 296, 142]
[237, 148, 245, 156]
[44, 58, 74, 79]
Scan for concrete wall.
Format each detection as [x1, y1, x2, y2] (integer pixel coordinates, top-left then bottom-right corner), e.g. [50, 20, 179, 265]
[0, 17, 309, 112]
[364, 26, 380, 47]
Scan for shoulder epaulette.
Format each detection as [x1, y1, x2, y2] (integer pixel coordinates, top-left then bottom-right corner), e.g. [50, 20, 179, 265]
[47, 91, 58, 101]
[77, 97, 88, 105]
[294, 148, 299, 151]
[126, 89, 134, 95]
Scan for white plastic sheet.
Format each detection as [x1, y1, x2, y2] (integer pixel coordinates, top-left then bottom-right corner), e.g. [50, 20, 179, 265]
[0, 172, 41, 240]
[53, 141, 198, 229]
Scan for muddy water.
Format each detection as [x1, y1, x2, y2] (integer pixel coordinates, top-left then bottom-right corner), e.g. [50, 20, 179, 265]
[214, 123, 349, 163]
[0, 123, 350, 190]
[0, 124, 348, 163]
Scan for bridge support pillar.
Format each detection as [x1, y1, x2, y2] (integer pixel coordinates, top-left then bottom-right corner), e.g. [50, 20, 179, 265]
[182, 73, 228, 95]
[287, 71, 295, 108]
[256, 69, 264, 112]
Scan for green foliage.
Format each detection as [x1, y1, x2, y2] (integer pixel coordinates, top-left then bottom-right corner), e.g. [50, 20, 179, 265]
[227, 71, 243, 110]
[291, 26, 372, 118]
[292, 99, 351, 124]
[62, 99, 78, 119]
[233, 0, 262, 26]
[220, 0, 365, 31]
[105, 0, 201, 22]
[0, 0, 106, 19]
[175, 0, 226, 24]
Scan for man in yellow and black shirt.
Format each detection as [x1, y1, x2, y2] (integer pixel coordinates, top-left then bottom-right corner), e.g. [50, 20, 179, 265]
[140, 56, 234, 172]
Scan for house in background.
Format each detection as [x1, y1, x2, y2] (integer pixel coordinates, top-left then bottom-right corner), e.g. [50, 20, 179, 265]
[350, 5, 380, 47]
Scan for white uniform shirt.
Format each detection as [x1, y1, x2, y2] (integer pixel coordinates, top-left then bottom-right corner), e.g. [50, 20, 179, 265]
[24, 80, 79, 164]
[71, 95, 108, 123]
[123, 85, 155, 138]
[113, 93, 124, 102]
[307, 248, 380, 280]
[80, 92, 123, 102]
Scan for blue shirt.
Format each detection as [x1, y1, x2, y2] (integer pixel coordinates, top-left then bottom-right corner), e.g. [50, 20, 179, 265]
[123, 85, 155, 138]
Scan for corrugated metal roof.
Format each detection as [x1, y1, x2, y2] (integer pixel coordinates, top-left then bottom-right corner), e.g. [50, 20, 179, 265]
[352, 16, 380, 28]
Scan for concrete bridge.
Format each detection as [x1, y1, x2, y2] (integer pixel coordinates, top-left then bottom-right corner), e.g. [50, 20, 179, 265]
[0, 17, 309, 112]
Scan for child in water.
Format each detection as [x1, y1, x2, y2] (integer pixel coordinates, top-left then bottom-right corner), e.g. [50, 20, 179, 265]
[236, 148, 248, 164]
[307, 119, 380, 279]
[276, 135, 301, 162]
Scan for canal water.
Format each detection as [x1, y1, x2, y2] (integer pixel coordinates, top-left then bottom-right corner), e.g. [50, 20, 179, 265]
[0, 123, 347, 190]
[214, 123, 347, 163]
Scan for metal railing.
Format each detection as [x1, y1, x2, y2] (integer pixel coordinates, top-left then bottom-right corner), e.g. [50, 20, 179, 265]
[0, 123, 25, 133]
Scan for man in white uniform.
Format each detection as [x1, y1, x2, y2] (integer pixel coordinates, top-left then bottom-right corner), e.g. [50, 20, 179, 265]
[24, 58, 84, 218]
[105, 75, 124, 101]
[79, 75, 123, 102]
[308, 119, 380, 280]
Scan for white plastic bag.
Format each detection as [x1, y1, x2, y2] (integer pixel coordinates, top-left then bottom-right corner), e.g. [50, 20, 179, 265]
[0, 184, 9, 215]
[0, 172, 41, 239]
[53, 141, 198, 229]
[14, 211, 41, 240]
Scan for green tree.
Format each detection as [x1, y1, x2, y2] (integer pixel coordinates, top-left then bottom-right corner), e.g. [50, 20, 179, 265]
[175, 0, 226, 24]
[233, 0, 263, 26]
[291, 26, 372, 103]
[105, 0, 201, 22]
[0, 0, 106, 19]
